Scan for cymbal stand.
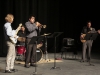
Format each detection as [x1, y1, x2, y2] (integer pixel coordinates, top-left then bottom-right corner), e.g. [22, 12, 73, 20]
[44, 35, 50, 62]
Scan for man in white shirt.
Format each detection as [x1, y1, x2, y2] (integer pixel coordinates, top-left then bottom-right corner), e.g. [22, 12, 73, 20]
[3, 14, 21, 73]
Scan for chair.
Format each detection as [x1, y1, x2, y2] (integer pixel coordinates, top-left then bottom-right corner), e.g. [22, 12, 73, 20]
[61, 38, 77, 59]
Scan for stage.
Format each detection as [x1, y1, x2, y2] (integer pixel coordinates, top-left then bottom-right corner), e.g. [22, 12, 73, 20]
[0, 51, 100, 75]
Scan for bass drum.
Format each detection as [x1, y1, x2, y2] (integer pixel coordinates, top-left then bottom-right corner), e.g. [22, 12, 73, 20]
[15, 45, 26, 61]
[35, 48, 43, 63]
[16, 45, 26, 55]
[37, 42, 43, 49]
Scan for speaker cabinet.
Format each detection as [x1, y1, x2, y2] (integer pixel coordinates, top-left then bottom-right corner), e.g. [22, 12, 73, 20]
[63, 38, 74, 46]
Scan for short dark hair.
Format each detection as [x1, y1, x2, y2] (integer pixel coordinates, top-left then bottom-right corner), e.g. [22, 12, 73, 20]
[87, 20, 91, 23]
[28, 14, 35, 19]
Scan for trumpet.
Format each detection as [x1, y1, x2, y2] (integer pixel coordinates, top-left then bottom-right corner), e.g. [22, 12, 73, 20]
[39, 25, 46, 28]
[35, 22, 46, 28]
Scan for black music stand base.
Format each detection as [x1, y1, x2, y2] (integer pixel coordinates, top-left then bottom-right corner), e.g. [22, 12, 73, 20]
[30, 72, 42, 75]
[31, 72, 42, 75]
[50, 67, 61, 70]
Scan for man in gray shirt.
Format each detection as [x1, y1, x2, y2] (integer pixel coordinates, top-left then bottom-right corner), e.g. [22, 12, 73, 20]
[25, 15, 41, 68]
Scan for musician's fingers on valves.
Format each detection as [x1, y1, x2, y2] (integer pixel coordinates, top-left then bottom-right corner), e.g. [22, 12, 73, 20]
[35, 21, 41, 27]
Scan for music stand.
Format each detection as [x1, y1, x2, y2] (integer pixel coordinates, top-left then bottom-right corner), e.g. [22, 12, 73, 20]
[83, 33, 98, 66]
[50, 32, 63, 70]
[89, 33, 98, 66]
[29, 36, 44, 75]
[90, 33, 98, 40]
[84, 33, 92, 40]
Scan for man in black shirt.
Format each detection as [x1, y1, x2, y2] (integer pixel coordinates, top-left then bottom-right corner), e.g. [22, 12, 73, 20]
[80, 20, 96, 62]
[17, 25, 26, 46]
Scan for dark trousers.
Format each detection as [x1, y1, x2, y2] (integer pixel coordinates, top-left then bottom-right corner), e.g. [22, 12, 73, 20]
[25, 38, 37, 65]
[82, 40, 93, 61]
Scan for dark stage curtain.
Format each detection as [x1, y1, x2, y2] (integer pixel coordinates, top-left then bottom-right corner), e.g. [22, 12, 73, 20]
[0, 0, 63, 56]
[1, 0, 100, 56]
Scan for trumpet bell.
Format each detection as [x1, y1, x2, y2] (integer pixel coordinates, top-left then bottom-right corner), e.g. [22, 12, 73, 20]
[42, 25, 46, 28]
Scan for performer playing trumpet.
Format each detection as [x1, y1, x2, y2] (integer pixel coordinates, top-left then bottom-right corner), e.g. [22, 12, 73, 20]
[24, 15, 42, 68]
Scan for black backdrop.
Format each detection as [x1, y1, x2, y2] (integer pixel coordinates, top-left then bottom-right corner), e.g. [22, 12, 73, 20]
[0, 0, 100, 56]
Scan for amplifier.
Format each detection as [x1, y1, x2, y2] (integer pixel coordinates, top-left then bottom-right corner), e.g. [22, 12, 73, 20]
[63, 38, 74, 46]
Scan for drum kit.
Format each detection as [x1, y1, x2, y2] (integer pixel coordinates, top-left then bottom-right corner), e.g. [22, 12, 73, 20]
[15, 33, 51, 63]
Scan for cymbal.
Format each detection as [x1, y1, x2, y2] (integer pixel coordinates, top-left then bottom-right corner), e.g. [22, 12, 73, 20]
[41, 33, 51, 36]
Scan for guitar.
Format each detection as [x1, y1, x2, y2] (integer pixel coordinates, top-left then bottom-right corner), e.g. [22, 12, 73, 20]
[10, 23, 22, 44]
[80, 34, 86, 43]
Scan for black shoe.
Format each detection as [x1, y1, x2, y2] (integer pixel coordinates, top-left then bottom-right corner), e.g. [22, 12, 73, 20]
[87, 60, 90, 62]
[80, 60, 85, 62]
[30, 63, 38, 67]
[24, 64, 30, 68]
[10, 69, 18, 72]
[5, 70, 12, 73]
